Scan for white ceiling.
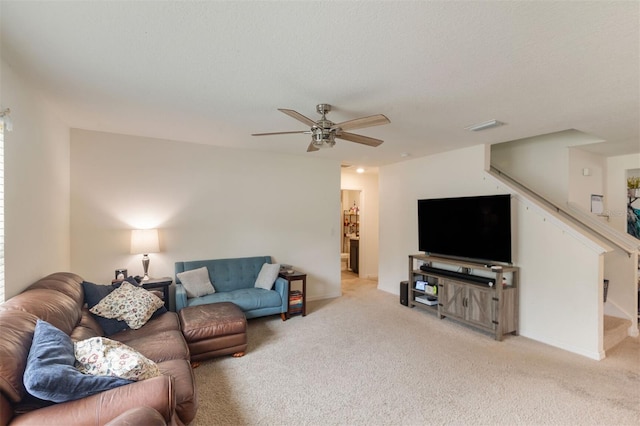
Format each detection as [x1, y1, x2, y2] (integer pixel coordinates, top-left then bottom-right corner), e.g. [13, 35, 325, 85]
[1, 1, 638, 168]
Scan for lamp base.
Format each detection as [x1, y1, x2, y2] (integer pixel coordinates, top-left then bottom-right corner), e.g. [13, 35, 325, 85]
[142, 254, 151, 282]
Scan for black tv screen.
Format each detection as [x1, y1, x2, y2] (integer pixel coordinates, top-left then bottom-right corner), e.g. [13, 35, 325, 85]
[418, 194, 512, 264]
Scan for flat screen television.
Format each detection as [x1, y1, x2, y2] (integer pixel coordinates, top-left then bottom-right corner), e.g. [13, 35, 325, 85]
[417, 194, 512, 264]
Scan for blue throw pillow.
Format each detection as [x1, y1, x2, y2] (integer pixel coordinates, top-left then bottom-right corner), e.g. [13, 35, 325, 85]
[23, 320, 132, 403]
[82, 281, 167, 335]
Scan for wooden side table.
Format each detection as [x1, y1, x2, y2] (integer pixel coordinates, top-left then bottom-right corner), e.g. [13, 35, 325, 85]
[141, 277, 172, 310]
[111, 277, 173, 310]
[278, 271, 307, 320]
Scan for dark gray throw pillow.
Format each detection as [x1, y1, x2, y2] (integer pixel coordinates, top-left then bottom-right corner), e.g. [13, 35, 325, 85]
[23, 320, 132, 403]
[82, 281, 130, 335]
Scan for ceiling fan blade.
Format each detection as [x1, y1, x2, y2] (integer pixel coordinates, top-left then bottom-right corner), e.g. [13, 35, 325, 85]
[307, 142, 319, 152]
[337, 132, 384, 147]
[251, 131, 309, 136]
[332, 114, 390, 132]
[278, 109, 317, 127]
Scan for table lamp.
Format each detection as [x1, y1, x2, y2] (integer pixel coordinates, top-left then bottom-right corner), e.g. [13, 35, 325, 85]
[130, 229, 160, 281]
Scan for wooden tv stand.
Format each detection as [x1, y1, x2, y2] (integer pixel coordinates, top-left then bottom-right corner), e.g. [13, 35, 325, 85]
[408, 254, 519, 341]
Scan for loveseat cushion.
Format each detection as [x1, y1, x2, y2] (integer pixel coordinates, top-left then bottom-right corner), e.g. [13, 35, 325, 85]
[176, 256, 273, 292]
[24, 320, 132, 403]
[186, 287, 282, 311]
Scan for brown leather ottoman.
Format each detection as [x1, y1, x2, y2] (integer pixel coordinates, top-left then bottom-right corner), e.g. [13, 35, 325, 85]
[178, 302, 247, 361]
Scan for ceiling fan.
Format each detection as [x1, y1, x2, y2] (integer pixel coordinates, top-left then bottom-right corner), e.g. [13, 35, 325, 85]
[252, 104, 390, 152]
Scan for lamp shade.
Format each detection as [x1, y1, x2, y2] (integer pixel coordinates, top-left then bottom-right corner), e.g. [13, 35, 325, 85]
[130, 229, 160, 254]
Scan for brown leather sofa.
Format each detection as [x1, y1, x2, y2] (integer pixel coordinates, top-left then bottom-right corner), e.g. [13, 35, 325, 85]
[0, 272, 198, 426]
[105, 407, 168, 426]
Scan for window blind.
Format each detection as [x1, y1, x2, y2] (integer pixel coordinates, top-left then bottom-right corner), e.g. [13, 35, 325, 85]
[0, 121, 5, 302]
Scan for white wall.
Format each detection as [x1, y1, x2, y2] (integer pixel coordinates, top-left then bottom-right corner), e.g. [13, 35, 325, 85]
[491, 129, 604, 206]
[568, 147, 606, 213]
[70, 129, 341, 301]
[514, 197, 604, 359]
[341, 170, 379, 279]
[1, 58, 71, 298]
[379, 144, 607, 359]
[379, 145, 508, 294]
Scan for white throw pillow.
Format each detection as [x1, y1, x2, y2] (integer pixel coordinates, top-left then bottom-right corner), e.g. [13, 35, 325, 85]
[74, 337, 161, 381]
[177, 266, 215, 298]
[255, 263, 280, 290]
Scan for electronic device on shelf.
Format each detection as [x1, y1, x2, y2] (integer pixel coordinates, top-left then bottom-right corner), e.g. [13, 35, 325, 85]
[418, 265, 494, 286]
[417, 194, 512, 264]
[415, 295, 438, 306]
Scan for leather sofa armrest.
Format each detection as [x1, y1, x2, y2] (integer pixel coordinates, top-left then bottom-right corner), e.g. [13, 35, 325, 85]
[274, 277, 289, 313]
[104, 406, 167, 426]
[9, 375, 175, 426]
[175, 284, 188, 311]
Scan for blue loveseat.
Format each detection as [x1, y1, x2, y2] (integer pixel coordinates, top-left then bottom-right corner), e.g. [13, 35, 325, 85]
[174, 256, 289, 320]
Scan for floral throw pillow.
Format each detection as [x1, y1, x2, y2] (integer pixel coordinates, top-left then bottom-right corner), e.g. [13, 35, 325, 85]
[89, 282, 164, 329]
[74, 337, 161, 381]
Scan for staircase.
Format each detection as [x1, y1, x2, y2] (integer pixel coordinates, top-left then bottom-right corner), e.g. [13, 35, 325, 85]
[487, 166, 639, 358]
[604, 315, 632, 352]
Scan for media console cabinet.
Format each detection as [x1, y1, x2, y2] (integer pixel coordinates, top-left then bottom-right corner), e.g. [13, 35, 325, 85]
[408, 254, 519, 341]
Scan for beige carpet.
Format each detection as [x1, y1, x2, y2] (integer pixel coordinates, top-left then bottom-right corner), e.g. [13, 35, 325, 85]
[192, 273, 639, 425]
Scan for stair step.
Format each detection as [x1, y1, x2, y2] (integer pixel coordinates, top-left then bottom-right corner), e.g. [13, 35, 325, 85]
[604, 315, 631, 352]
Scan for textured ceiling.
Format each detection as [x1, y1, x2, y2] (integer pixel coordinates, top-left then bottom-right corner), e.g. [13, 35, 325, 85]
[1, 1, 638, 168]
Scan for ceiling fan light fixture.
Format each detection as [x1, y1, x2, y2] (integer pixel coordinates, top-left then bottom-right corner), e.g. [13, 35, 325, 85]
[311, 126, 335, 148]
[465, 119, 505, 132]
[311, 139, 335, 149]
[253, 104, 390, 152]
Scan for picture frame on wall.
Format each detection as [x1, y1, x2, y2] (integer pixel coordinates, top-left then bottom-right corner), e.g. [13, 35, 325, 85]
[590, 194, 604, 215]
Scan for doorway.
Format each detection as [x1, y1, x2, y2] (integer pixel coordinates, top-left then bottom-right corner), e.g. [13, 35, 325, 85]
[341, 189, 361, 280]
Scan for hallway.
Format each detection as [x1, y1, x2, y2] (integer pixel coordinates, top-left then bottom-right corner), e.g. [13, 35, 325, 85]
[341, 269, 377, 296]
